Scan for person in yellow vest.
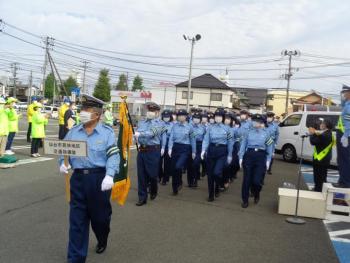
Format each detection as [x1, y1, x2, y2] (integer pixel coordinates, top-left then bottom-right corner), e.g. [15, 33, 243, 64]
[309, 119, 334, 192]
[58, 98, 70, 140]
[0, 97, 10, 157]
[103, 104, 114, 126]
[31, 103, 49, 157]
[26, 97, 37, 143]
[5, 97, 20, 155]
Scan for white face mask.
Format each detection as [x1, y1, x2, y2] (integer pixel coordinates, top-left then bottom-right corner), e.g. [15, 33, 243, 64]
[252, 121, 261, 128]
[80, 111, 93, 124]
[224, 119, 231, 125]
[209, 118, 215, 124]
[267, 117, 273, 123]
[202, 117, 208, 124]
[65, 102, 70, 106]
[240, 114, 247, 120]
[146, 111, 156, 120]
[235, 124, 240, 128]
[193, 118, 200, 124]
[172, 115, 177, 121]
[215, 116, 223, 123]
[163, 117, 170, 122]
[177, 115, 186, 122]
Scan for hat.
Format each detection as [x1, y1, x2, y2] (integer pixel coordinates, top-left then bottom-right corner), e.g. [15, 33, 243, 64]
[177, 109, 188, 116]
[342, 84, 350, 93]
[252, 114, 264, 123]
[192, 112, 202, 119]
[214, 108, 225, 117]
[207, 111, 214, 119]
[240, 110, 249, 115]
[224, 112, 233, 119]
[145, 102, 160, 112]
[162, 109, 172, 117]
[201, 112, 209, 118]
[81, 94, 105, 109]
[266, 111, 275, 117]
[63, 97, 71, 103]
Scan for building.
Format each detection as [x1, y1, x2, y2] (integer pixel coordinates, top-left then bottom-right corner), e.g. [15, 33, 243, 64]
[147, 82, 176, 110]
[291, 91, 336, 112]
[175, 73, 238, 111]
[233, 88, 268, 113]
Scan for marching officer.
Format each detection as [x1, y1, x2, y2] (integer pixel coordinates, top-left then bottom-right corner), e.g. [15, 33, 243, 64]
[237, 110, 251, 139]
[208, 111, 215, 125]
[134, 102, 166, 206]
[200, 112, 209, 178]
[335, 85, 350, 188]
[201, 108, 233, 202]
[239, 114, 273, 208]
[222, 112, 235, 189]
[159, 109, 173, 185]
[59, 94, 120, 262]
[167, 109, 196, 195]
[187, 111, 206, 187]
[265, 112, 280, 175]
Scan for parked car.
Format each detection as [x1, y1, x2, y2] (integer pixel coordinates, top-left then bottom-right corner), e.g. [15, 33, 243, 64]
[275, 109, 340, 165]
[43, 105, 59, 119]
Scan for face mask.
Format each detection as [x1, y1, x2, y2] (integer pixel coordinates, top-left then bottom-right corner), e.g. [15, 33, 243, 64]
[79, 111, 93, 124]
[172, 115, 177, 121]
[65, 102, 70, 106]
[240, 115, 247, 120]
[163, 117, 170, 122]
[177, 115, 186, 122]
[146, 111, 156, 120]
[209, 118, 215, 124]
[235, 124, 240, 128]
[232, 121, 236, 126]
[193, 118, 200, 124]
[215, 116, 223, 123]
[267, 117, 273, 123]
[224, 119, 231, 125]
[202, 117, 208, 124]
[252, 121, 261, 128]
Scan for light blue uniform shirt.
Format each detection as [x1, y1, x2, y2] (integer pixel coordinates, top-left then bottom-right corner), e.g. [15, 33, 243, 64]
[239, 127, 273, 162]
[237, 120, 252, 141]
[160, 120, 173, 147]
[342, 100, 350, 137]
[168, 122, 196, 153]
[202, 123, 234, 158]
[191, 123, 206, 142]
[59, 123, 120, 177]
[137, 118, 166, 146]
[266, 122, 280, 144]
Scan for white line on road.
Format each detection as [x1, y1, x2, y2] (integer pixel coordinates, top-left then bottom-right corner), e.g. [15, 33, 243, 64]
[329, 229, 350, 237]
[16, 157, 53, 166]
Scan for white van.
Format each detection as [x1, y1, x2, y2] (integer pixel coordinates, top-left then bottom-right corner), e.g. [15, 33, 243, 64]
[275, 106, 341, 166]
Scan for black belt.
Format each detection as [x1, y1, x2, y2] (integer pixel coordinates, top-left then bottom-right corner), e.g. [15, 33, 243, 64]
[139, 144, 160, 152]
[210, 143, 226, 147]
[74, 167, 106, 175]
[196, 141, 203, 145]
[247, 148, 265, 153]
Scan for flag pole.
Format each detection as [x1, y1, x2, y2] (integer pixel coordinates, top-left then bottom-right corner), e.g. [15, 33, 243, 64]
[121, 96, 139, 152]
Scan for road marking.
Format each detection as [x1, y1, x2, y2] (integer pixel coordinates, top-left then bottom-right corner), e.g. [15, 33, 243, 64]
[16, 157, 53, 166]
[12, 145, 31, 149]
[329, 230, 350, 237]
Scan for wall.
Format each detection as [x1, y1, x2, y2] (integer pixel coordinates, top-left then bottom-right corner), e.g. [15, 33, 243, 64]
[266, 90, 309, 116]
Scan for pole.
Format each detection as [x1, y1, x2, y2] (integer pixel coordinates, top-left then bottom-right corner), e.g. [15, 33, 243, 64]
[82, 60, 88, 94]
[12, 63, 17, 98]
[285, 54, 292, 114]
[53, 75, 56, 105]
[42, 36, 49, 96]
[27, 70, 32, 106]
[162, 86, 167, 110]
[123, 98, 139, 151]
[186, 39, 195, 112]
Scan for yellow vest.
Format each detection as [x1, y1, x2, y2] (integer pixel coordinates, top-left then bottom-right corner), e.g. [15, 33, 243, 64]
[337, 116, 345, 133]
[313, 134, 335, 161]
[58, 104, 69, 125]
[27, 103, 36, 123]
[31, 111, 48, 138]
[0, 107, 9, 136]
[7, 108, 19, 133]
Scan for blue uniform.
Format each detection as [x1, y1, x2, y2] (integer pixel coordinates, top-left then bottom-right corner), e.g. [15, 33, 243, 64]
[337, 100, 350, 186]
[239, 128, 273, 203]
[168, 122, 196, 194]
[266, 122, 280, 173]
[223, 126, 240, 184]
[187, 123, 206, 186]
[59, 123, 120, 263]
[202, 123, 234, 199]
[136, 118, 166, 202]
[159, 121, 173, 184]
[237, 120, 252, 142]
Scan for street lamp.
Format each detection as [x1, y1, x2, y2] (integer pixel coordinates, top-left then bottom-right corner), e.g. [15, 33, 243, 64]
[184, 34, 201, 111]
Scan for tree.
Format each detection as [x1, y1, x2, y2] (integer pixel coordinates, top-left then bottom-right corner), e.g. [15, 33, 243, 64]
[63, 76, 78, 95]
[116, 74, 128, 91]
[44, 73, 58, 100]
[93, 69, 111, 102]
[132, 75, 144, 91]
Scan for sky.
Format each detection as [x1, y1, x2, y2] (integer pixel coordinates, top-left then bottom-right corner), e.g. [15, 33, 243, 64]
[1, 0, 350, 99]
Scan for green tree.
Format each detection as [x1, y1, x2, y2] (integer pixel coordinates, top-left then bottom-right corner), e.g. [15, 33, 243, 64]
[93, 69, 111, 102]
[44, 73, 58, 100]
[63, 76, 78, 95]
[132, 75, 144, 91]
[116, 73, 128, 91]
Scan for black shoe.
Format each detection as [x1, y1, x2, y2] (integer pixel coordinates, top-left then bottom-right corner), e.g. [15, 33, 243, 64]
[161, 181, 167, 186]
[267, 171, 272, 175]
[136, 200, 147, 206]
[95, 243, 107, 254]
[172, 190, 178, 196]
[241, 202, 249, 208]
[215, 191, 220, 198]
[150, 193, 157, 200]
[207, 197, 214, 202]
[192, 182, 198, 188]
[254, 193, 260, 204]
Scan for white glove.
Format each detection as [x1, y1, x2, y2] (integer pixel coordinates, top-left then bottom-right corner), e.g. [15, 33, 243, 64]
[227, 156, 232, 164]
[161, 148, 165, 157]
[101, 175, 114, 191]
[168, 149, 172, 158]
[59, 163, 71, 174]
[341, 136, 349, 148]
[201, 151, 206, 160]
[192, 153, 196, 160]
[134, 131, 140, 139]
[266, 161, 270, 170]
[239, 159, 243, 168]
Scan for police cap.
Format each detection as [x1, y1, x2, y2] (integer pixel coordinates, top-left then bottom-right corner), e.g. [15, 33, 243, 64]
[266, 111, 275, 117]
[240, 109, 249, 115]
[162, 109, 172, 117]
[214, 108, 225, 117]
[201, 111, 209, 118]
[177, 109, 188, 116]
[81, 93, 105, 109]
[192, 112, 202, 119]
[145, 102, 160, 112]
[252, 114, 264, 123]
[342, 84, 350, 93]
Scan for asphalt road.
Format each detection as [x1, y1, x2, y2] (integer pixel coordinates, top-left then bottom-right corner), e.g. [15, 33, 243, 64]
[0, 118, 339, 263]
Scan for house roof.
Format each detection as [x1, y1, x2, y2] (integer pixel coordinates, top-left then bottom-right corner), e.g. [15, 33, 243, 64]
[175, 74, 230, 89]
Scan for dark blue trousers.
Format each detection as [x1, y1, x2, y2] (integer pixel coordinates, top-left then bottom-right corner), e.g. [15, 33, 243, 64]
[207, 144, 227, 198]
[171, 143, 191, 193]
[187, 141, 202, 186]
[241, 150, 266, 203]
[231, 142, 240, 179]
[159, 145, 171, 183]
[68, 168, 111, 263]
[336, 130, 350, 187]
[5, 132, 16, 150]
[137, 149, 160, 201]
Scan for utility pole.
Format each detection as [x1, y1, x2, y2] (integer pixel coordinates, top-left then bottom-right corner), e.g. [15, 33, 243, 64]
[81, 60, 88, 94]
[27, 70, 33, 106]
[42, 37, 54, 96]
[11, 63, 18, 98]
[183, 34, 201, 112]
[281, 50, 300, 114]
[126, 72, 129, 91]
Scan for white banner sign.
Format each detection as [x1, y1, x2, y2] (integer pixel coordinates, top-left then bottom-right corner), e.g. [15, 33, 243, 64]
[43, 139, 87, 157]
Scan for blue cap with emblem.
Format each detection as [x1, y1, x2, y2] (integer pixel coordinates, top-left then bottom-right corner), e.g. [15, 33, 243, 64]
[81, 93, 105, 109]
[177, 109, 188, 116]
[214, 108, 225, 117]
[342, 84, 350, 93]
[145, 102, 160, 111]
[252, 114, 264, 123]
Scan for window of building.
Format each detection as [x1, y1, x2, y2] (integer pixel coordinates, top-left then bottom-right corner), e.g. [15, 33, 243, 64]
[266, 105, 273, 111]
[182, 91, 193, 99]
[210, 93, 222, 101]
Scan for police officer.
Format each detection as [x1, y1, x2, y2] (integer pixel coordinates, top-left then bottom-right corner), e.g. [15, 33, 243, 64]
[159, 109, 173, 185]
[135, 102, 166, 206]
[200, 112, 209, 178]
[231, 114, 241, 181]
[59, 94, 120, 262]
[239, 114, 273, 208]
[222, 112, 235, 189]
[187, 111, 206, 187]
[167, 109, 196, 195]
[265, 112, 280, 175]
[201, 108, 233, 202]
[237, 110, 251, 139]
[208, 111, 215, 125]
[335, 85, 350, 188]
